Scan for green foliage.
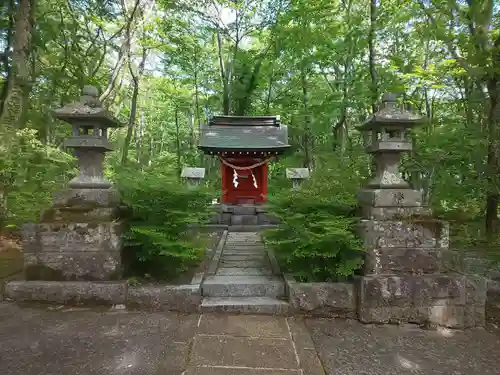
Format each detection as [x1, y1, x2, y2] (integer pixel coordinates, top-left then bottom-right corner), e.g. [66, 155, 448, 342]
[263, 155, 367, 282]
[115, 167, 213, 281]
[0, 127, 74, 229]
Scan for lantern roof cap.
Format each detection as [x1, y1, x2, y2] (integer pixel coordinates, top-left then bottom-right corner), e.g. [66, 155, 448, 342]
[358, 92, 425, 131]
[52, 85, 123, 128]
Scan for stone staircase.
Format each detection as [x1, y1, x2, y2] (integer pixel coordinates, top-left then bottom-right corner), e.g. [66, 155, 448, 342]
[201, 231, 289, 314]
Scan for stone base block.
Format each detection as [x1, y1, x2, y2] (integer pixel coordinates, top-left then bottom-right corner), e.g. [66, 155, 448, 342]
[53, 188, 121, 207]
[486, 280, 500, 323]
[362, 206, 433, 220]
[363, 247, 464, 275]
[231, 214, 258, 226]
[286, 277, 356, 318]
[357, 188, 422, 207]
[4, 280, 127, 305]
[359, 219, 449, 249]
[22, 221, 124, 281]
[258, 213, 280, 225]
[127, 285, 201, 313]
[357, 274, 486, 328]
[24, 251, 122, 281]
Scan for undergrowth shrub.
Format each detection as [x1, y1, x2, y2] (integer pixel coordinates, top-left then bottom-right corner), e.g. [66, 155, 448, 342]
[263, 156, 366, 282]
[116, 169, 212, 281]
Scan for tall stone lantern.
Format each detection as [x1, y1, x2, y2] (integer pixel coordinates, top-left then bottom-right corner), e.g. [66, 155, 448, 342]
[22, 86, 126, 281]
[355, 93, 486, 328]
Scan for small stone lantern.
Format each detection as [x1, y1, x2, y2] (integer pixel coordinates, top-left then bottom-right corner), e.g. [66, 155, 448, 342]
[286, 168, 310, 189]
[181, 167, 205, 188]
[357, 93, 423, 190]
[53, 85, 123, 189]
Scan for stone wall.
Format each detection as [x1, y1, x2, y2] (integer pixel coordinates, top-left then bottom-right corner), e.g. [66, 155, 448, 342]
[285, 275, 356, 318]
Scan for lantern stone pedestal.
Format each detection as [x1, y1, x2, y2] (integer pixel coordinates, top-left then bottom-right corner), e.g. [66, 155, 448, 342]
[356, 93, 486, 328]
[22, 86, 126, 281]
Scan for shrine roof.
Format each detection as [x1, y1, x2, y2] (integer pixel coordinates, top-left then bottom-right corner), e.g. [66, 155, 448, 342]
[199, 115, 290, 151]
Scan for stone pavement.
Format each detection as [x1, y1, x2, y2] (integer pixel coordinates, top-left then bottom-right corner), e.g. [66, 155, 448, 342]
[1, 302, 500, 375]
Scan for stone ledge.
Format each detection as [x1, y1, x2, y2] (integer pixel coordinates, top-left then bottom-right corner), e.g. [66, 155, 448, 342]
[4, 280, 127, 305]
[285, 275, 356, 318]
[486, 280, 500, 324]
[358, 305, 484, 328]
[357, 274, 487, 328]
[127, 285, 201, 313]
[2, 280, 203, 313]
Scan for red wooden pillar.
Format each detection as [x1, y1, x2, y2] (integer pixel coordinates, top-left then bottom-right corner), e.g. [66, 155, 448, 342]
[220, 160, 228, 203]
[261, 163, 268, 202]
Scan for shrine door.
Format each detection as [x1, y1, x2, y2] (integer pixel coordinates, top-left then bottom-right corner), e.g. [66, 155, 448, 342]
[221, 159, 267, 204]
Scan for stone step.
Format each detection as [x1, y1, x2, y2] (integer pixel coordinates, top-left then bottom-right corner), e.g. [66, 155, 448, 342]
[230, 215, 259, 225]
[216, 267, 273, 276]
[221, 254, 267, 261]
[219, 259, 269, 268]
[202, 275, 285, 298]
[200, 296, 290, 315]
[222, 252, 266, 257]
[228, 225, 278, 232]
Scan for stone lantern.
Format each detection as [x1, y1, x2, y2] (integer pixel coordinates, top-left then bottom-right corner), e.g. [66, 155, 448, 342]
[355, 92, 486, 329]
[181, 167, 205, 189]
[357, 93, 421, 190]
[21, 86, 126, 281]
[285, 168, 310, 189]
[356, 93, 426, 217]
[53, 85, 122, 189]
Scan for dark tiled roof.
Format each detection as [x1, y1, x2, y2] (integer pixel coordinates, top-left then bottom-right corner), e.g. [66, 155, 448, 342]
[199, 116, 290, 150]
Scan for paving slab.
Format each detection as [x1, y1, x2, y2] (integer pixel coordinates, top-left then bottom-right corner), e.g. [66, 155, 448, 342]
[186, 368, 301, 375]
[190, 332, 298, 369]
[198, 314, 290, 338]
[307, 318, 500, 375]
[0, 302, 196, 375]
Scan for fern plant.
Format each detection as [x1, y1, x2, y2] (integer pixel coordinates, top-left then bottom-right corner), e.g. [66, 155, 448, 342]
[263, 156, 366, 282]
[116, 169, 212, 281]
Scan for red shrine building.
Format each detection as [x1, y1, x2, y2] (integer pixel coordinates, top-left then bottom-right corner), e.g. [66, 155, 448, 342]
[199, 115, 290, 204]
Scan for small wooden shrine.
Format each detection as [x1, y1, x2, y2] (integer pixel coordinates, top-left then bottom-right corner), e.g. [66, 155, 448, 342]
[198, 115, 290, 204]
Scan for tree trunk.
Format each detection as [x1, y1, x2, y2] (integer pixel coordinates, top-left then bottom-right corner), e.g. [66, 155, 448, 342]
[216, 30, 230, 115]
[300, 66, 312, 169]
[175, 106, 182, 180]
[485, 79, 499, 238]
[0, 0, 34, 129]
[368, 0, 377, 113]
[121, 47, 147, 166]
[121, 84, 139, 166]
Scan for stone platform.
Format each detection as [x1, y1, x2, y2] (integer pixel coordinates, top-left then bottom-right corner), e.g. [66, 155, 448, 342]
[1, 302, 499, 375]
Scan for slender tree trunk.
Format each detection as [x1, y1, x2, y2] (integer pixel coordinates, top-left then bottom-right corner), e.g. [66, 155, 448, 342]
[300, 65, 311, 169]
[175, 106, 182, 180]
[368, 0, 377, 113]
[0, 0, 14, 112]
[121, 47, 147, 166]
[216, 30, 230, 115]
[485, 80, 499, 238]
[121, 84, 139, 166]
[0, 0, 34, 129]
